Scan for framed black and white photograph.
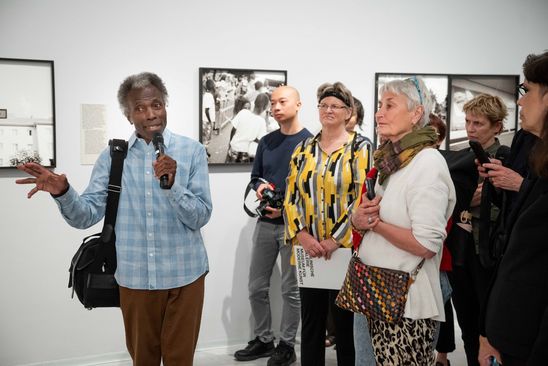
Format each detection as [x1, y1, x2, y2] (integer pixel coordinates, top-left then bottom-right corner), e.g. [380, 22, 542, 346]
[199, 67, 287, 165]
[0, 58, 56, 168]
[448, 75, 519, 150]
[374, 73, 449, 148]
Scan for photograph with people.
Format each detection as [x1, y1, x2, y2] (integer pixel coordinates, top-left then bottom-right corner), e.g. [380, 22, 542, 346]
[449, 77, 518, 149]
[199, 68, 286, 164]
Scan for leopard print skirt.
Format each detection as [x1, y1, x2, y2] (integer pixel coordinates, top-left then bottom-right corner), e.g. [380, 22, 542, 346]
[369, 317, 438, 365]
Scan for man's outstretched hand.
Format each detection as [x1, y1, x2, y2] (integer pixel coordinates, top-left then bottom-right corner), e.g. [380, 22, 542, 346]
[16, 162, 69, 198]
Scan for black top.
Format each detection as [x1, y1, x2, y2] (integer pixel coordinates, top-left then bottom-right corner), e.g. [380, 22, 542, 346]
[439, 149, 479, 266]
[251, 128, 312, 224]
[483, 176, 548, 362]
[503, 129, 539, 218]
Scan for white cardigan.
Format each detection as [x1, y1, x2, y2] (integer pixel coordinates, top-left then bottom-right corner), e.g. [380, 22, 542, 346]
[358, 148, 456, 321]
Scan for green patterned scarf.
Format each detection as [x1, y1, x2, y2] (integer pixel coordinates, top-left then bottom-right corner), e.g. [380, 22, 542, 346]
[373, 126, 438, 185]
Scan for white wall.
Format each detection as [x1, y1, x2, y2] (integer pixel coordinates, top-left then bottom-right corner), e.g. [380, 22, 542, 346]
[1, 0, 547, 364]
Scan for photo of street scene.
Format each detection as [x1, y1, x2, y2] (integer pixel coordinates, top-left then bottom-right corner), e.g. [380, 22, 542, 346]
[199, 67, 287, 165]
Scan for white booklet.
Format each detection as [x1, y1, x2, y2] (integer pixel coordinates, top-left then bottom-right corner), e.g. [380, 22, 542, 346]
[293, 246, 352, 290]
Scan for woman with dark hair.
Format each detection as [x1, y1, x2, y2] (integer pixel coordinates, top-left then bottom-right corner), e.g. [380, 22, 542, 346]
[284, 82, 371, 366]
[428, 113, 447, 148]
[352, 76, 456, 364]
[479, 51, 548, 366]
[345, 97, 373, 162]
[346, 97, 365, 133]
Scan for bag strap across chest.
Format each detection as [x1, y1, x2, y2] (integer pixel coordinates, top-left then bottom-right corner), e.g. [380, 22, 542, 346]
[102, 139, 128, 242]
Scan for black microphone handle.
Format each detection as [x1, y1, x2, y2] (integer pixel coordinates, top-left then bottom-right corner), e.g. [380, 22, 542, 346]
[156, 149, 169, 190]
[153, 139, 170, 189]
[159, 174, 169, 189]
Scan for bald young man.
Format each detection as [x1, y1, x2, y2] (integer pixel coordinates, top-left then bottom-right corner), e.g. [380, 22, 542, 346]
[234, 86, 312, 366]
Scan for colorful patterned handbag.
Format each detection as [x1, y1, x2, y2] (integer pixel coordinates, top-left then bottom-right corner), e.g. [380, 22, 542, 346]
[335, 249, 424, 323]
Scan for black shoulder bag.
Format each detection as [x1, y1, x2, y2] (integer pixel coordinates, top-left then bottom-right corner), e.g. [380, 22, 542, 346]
[68, 139, 127, 309]
[478, 145, 511, 268]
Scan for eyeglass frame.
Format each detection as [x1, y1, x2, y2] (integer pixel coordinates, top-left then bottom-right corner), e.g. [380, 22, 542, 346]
[317, 103, 349, 112]
[518, 83, 528, 96]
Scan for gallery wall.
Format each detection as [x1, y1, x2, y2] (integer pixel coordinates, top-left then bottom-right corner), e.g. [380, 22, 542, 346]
[1, 0, 547, 364]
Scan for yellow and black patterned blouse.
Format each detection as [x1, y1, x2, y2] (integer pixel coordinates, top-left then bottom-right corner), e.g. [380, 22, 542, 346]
[284, 131, 370, 248]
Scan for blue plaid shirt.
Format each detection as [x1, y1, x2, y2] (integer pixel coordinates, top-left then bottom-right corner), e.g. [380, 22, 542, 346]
[55, 129, 212, 290]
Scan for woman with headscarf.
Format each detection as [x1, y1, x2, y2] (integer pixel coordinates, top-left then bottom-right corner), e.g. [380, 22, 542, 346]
[284, 81, 371, 366]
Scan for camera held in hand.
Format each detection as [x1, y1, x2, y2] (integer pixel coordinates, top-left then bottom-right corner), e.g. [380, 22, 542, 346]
[243, 178, 285, 218]
[256, 186, 284, 217]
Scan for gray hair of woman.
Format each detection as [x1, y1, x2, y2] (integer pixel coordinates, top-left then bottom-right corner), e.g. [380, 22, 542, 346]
[117, 72, 169, 117]
[317, 81, 355, 121]
[379, 77, 433, 127]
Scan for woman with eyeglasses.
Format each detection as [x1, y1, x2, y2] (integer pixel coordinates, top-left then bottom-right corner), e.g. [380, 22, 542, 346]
[478, 51, 548, 366]
[284, 82, 371, 366]
[351, 76, 456, 364]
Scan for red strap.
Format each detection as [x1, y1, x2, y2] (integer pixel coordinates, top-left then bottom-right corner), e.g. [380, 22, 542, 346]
[352, 167, 378, 252]
[352, 181, 367, 251]
[440, 217, 454, 271]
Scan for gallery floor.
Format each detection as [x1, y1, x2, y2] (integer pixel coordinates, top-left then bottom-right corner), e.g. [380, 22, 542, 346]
[194, 339, 467, 365]
[108, 327, 467, 365]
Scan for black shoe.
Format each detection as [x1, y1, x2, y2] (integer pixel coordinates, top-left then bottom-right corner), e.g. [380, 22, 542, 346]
[325, 335, 336, 348]
[234, 337, 275, 361]
[267, 341, 296, 366]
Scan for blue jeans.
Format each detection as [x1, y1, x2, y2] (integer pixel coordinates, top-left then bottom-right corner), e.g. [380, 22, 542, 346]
[433, 271, 453, 346]
[353, 314, 376, 366]
[440, 270, 452, 303]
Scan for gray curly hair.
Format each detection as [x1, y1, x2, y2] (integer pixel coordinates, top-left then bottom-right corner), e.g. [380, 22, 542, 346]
[117, 72, 169, 116]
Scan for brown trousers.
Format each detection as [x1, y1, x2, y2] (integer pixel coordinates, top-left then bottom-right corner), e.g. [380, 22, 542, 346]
[119, 275, 205, 366]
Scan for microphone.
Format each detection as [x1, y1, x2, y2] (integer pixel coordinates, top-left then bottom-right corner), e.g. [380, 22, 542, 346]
[152, 132, 169, 189]
[365, 167, 378, 200]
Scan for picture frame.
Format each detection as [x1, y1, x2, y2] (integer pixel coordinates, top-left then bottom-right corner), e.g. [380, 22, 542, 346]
[374, 73, 449, 149]
[447, 74, 519, 150]
[0, 58, 56, 168]
[199, 67, 287, 165]
[373, 72, 519, 151]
